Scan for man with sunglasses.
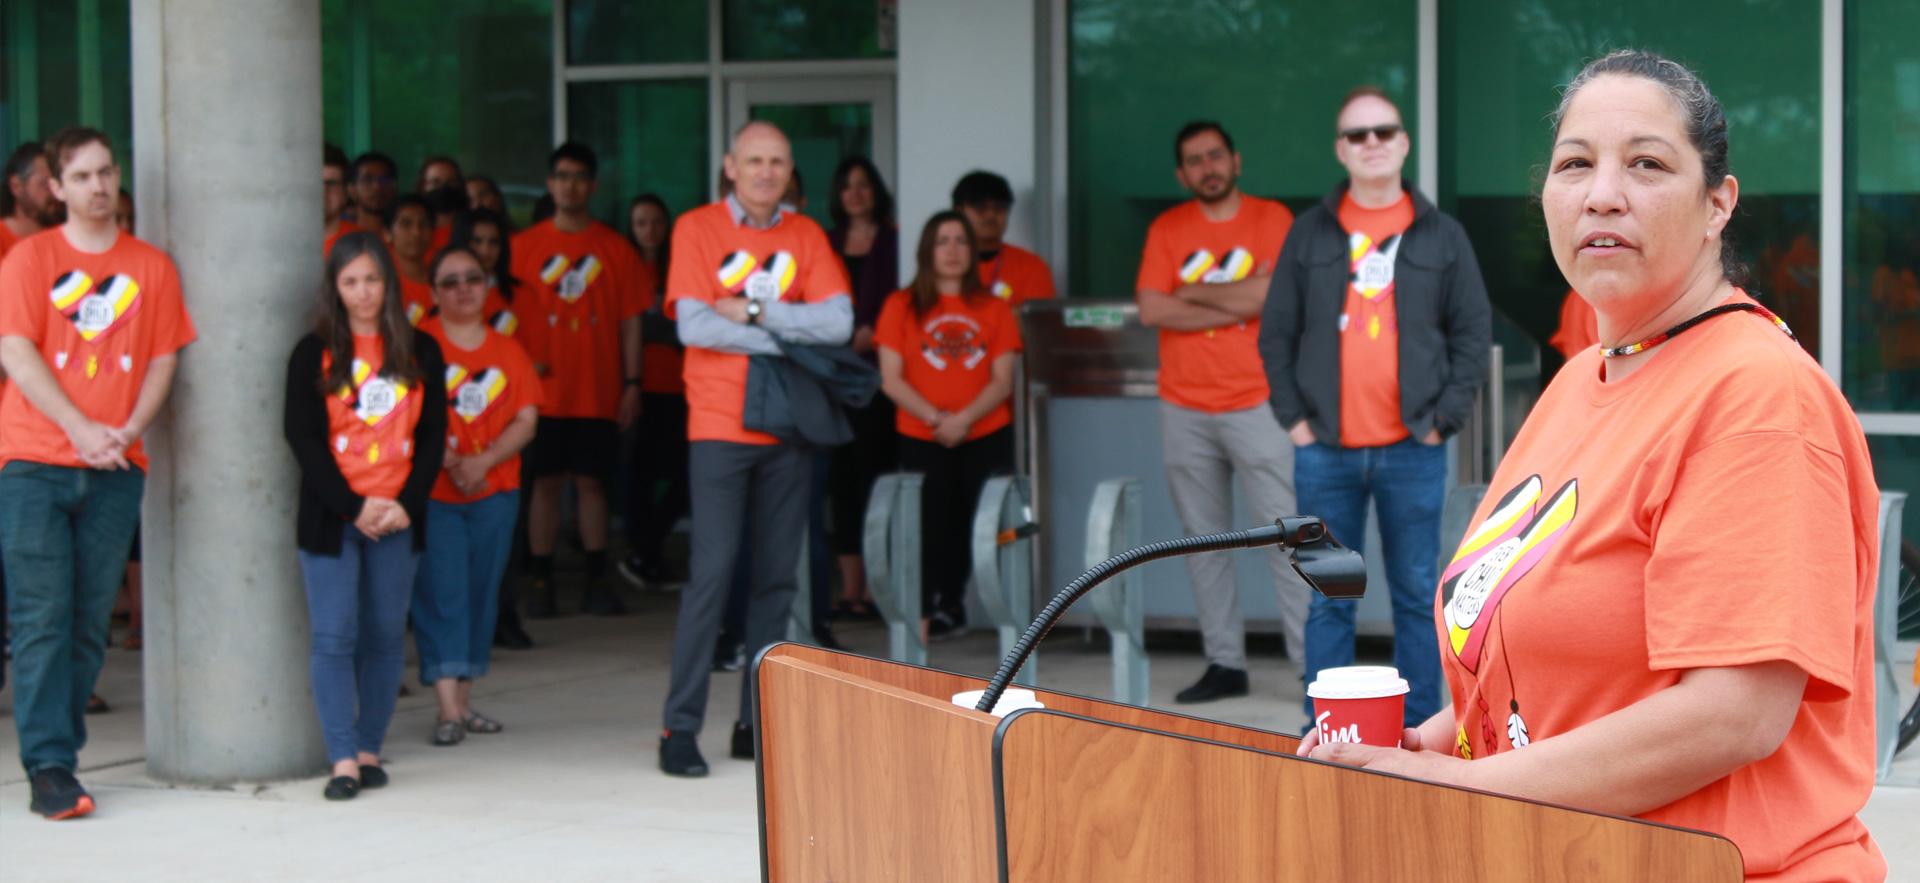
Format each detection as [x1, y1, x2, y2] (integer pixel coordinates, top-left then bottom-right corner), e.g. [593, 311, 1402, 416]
[1257, 86, 1490, 730]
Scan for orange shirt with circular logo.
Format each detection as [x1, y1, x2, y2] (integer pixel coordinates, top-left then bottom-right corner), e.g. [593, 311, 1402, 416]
[874, 289, 1022, 442]
[1336, 192, 1415, 446]
[511, 219, 650, 420]
[421, 320, 543, 504]
[322, 334, 424, 500]
[0, 229, 198, 471]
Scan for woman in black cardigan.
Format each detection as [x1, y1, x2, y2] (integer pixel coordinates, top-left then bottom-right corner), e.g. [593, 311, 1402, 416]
[283, 232, 446, 801]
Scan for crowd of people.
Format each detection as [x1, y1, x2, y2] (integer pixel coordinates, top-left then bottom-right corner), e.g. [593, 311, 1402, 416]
[0, 47, 1891, 881]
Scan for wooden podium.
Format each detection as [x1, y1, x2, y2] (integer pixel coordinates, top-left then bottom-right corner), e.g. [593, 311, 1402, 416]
[752, 643, 1743, 882]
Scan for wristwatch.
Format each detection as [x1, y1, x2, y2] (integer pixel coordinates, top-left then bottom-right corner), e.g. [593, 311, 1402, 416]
[745, 299, 764, 325]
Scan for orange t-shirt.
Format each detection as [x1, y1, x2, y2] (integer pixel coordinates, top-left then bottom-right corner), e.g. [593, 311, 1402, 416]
[637, 256, 686, 395]
[1434, 291, 1884, 882]
[1336, 192, 1416, 447]
[399, 275, 434, 328]
[321, 334, 425, 500]
[422, 320, 543, 504]
[511, 219, 650, 420]
[1135, 196, 1293, 413]
[664, 203, 850, 445]
[978, 243, 1056, 307]
[1547, 288, 1598, 360]
[323, 220, 360, 257]
[0, 229, 197, 471]
[430, 224, 452, 258]
[874, 289, 1022, 442]
[0, 223, 20, 259]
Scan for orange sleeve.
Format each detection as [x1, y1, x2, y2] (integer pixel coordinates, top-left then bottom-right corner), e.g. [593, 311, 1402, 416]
[663, 217, 712, 318]
[873, 292, 908, 354]
[802, 225, 851, 304]
[1257, 203, 1295, 268]
[506, 336, 545, 412]
[989, 299, 1022, 357]
[1025, 252, 1056, 300]
[151, 253, 198, 356]
[1642, 430, 1860, 699]
[0, 241, 47, 341]
[1134, 216, 1176, 294]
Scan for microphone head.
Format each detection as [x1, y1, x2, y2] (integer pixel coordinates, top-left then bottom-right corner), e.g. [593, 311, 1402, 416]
[1282, 518, 1368, 599]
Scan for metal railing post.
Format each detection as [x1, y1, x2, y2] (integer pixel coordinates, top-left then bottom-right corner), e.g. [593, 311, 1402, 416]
[1086, 478, 1148, 705]
[1875, 489, 1907, 782]
[1488, 343, 1506, 470]
[972, 476, 1037, 686]
[864, 472, 927, 666]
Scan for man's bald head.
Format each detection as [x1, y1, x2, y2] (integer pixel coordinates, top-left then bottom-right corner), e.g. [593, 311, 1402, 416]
[725, 121, 793, 220]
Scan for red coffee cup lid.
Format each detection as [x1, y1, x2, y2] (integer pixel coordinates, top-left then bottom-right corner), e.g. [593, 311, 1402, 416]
[1306, 665, 1410, 700]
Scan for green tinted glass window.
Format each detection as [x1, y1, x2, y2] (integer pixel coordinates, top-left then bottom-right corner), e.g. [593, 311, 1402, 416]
[1842, 0, 1920, 413]
[567, 79, 711, 232]
[1, 0, 134, 184]
[567, 0, 707, 66]
[1440, 1, 1822, 368]
[321, 0, 553, 220]
[723, 0, 894, 61]
[1068, 1, 1417, 298]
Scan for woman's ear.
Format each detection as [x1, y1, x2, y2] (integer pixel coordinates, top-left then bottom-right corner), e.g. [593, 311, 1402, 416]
[1704, 173, 1739, 241]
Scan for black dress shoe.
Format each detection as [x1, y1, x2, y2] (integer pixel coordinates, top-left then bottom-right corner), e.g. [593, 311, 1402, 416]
[731, 721, 755, 760]
[1174, 664, 1250, 704]
[358, 765, 389, 789]
[524, 579, 557, 619]
[323, 775, 360, 801]
[493, 618, 533, 650]
[660, 731, 709, 777]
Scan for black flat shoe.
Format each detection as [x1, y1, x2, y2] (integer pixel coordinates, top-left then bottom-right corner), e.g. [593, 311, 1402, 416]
[323, 775, 360, 801]
[731, 721, 755, 761]
[1174, 664, 1250, 704]
[358, 765, 389, 789]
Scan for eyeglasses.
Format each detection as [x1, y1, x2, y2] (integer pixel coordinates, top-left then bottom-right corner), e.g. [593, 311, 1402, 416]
[1339, 124, 1403, 145]
[435, 271, 487, 291]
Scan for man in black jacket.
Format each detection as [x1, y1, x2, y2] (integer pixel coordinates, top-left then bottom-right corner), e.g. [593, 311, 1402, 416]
[1257, 87, 1490, 729]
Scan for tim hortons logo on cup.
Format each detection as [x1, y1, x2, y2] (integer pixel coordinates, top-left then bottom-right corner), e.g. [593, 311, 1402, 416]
[1316, 710, 1364, 744]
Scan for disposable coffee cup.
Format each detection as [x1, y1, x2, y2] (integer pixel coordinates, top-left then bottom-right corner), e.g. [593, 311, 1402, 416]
[952, 688, 1045, 718]
[1306, 666, 1409, 748]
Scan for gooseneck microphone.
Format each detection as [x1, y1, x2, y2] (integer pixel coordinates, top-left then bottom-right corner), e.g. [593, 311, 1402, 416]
[974, 516, 1367, 714]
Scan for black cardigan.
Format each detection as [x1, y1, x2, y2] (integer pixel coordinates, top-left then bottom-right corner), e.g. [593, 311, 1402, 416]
[283, 331, 447, 555]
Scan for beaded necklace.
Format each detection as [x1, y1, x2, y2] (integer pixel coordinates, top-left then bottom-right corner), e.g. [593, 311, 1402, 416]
[1600, 302, 1794, 359]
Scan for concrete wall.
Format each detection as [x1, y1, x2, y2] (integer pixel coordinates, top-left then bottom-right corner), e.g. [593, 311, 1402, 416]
[134, 0, 328, 783]
[895, 0, 1053, 289]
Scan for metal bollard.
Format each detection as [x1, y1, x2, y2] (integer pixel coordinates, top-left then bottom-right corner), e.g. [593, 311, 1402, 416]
[972, 476, 1038, 686]
[1875, 490, 1907, 782]
[1086, 478, 1149, 705]
[864, 473, 927, 665]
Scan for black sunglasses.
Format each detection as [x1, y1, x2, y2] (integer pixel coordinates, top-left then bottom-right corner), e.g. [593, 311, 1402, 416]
[1339, 124, 1403, 145]
[435, 271, 487, 291]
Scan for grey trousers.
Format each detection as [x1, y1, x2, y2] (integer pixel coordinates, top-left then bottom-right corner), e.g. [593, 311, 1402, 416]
[1160, 401, 1310, 668]
[662, 440, 808, 734]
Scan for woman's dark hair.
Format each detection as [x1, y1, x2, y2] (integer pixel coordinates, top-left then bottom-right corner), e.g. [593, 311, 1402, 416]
[626, 193, 673, 282]
[450, 207, 516, 301]
[828, 156, 894, 230]
[317, 231, 419, 394]
[1551, 49, 1745, 284]
[426, 245, 485, 320]
[908, 210, 985, 317]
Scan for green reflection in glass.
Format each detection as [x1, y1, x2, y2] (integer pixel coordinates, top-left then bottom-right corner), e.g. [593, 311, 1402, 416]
[723, 0, 893, 62]
[1842, 0, 1920, 411]
[1, 0, 134, 188]
[747, 102, 873, 230]
[1439, 0, 1822, 374]
[1069, 0, 1416, 298]
[567, 0, 706, 66]
[567, 79, 711, 233]
[321, 0, 554, 222]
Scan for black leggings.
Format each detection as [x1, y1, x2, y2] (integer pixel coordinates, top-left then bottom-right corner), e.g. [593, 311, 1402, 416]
[627, 393, 691, 562]
[895, 427, 1013, 617]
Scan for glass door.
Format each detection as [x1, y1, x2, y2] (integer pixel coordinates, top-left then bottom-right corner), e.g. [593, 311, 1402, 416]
[726, 76, 895, 230]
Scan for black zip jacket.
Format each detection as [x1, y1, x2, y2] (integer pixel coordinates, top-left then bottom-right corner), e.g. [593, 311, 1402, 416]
[283, 330, 447, 555]
[1258, 180, 1491, 444]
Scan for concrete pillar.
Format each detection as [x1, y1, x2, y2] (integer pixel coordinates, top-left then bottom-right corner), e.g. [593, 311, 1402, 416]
[132, 0, 327, 783]
[896, 0, 1049, 289]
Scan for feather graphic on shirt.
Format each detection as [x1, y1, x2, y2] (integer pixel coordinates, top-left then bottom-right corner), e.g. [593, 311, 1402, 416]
[718, 251, 758, 291]
[1178, 249, 1217, 285]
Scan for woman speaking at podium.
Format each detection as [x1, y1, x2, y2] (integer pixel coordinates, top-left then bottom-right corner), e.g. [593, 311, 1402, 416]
[1301, 51, 1885, 880]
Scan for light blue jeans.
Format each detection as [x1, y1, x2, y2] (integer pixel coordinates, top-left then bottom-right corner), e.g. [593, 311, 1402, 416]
[412, 492, 518, 685]
[298, 529, 419, 764]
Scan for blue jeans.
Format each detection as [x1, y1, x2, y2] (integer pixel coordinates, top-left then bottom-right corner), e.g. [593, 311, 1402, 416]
[413, 493, 518, 685]
[0, 462, 144, 774]
[1295, 439, 1447, 727]
[298, 529, 419, 763]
